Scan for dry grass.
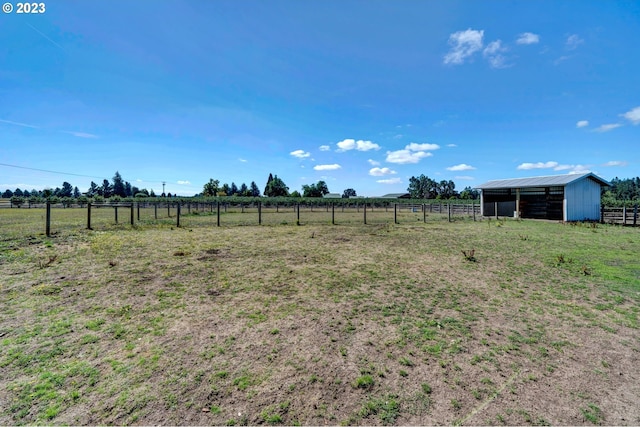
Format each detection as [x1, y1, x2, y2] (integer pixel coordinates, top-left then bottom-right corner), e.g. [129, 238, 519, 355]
[1, 209, 639, 425]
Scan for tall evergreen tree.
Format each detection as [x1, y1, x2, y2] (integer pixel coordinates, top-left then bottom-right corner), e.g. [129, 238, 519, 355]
[230, 182, 238, 196]
[239, 183, 249, 196]
[101, 179, 113, 198]
[112, 172, 126, 197]
[250, 181, 260, 197]
[73, 187, 80, 198]
[264, 175, 289, 197]
[124, 182, 132, 197]
[60, 182, 73, 198]
[264, 173, 274, 196]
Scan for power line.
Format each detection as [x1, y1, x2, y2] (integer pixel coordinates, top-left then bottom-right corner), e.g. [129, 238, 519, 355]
[0, 163, 165, 185]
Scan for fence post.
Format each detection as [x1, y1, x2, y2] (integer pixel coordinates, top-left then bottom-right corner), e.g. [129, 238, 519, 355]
[115, 206, 118, 224]
[473, 202, 476, 222]
[634, 204, 638, 226]
[154, 203, 158, 220]
[622, 206, 627, 226]
[167, 202, 170, 218]
[332, 203, 335, 225]
[423, 204, 426, 222]
[448, 203, 451, 222]
[177, 203, 181, 227]
[188, 202, 191, 214]
[137, 203, 140, 221]
[217, 201, 220, 227]
[46, 201, 51, 237]
[258, 201, 262, 225]
[297, 203, 300, 224]
[394, 203, 398, 224]
[363, 202, 367, 225]
[87, 203, 92, 230]
[600, 205, 604, 224]
[130, 204, 134, 225]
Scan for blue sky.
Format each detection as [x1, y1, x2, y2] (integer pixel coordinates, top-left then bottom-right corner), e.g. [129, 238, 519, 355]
[1, 0, 639, 196]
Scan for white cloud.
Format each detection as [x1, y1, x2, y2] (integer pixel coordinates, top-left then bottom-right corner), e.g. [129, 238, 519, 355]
[405, 142, 440, 151]
[313, 164, 341, 171]
[177, 180, 191, 185]
[336, 138, 381, 152]
[455, 176, 475, 181]
[483, 40, 509, 68]
[386, 150, 432, 164]
[516, 32, 540, 45]
[603, 160, 627, 167]
[594, 123, 622, 132]
[517, 161, 559, 170]
[447, 144, 457, 147]
[64, 131, 98, 138]
[368, 159, 381, 166]
[290, 149, 310, 158]
[621, 106, 640, 125]
[0, 118, 39, 128]
[566, 34, 584, 50]
[446, 163, 476, 171]
[443, 28, 484, 65]
[238, 158, 247, 162]
[393, 134, 403, 139]
[319, 145, 331, 151]
[576, 120, 589, 128]
[377, 178, 402, 184]
[369, 167, 397, 177]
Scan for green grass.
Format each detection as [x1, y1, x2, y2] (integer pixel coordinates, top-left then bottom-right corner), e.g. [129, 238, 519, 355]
[1, 209, 638, 425]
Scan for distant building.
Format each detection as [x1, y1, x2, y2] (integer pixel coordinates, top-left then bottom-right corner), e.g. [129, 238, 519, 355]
[322, 193, 342, 199]
[379, 193, 411, 199]
[476, 172, 609, 221]
[348, 196, 365, 199]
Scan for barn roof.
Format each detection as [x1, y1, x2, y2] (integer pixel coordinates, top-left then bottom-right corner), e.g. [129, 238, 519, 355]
[475, 173, 610, 190]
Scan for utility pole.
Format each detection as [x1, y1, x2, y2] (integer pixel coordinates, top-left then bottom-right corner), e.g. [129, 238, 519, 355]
[162, 181, 166, 197]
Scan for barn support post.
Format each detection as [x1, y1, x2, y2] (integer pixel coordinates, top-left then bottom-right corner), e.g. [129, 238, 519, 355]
[622, 206, 627, 226]
[516, 188, 521, 219]
[494, 202, 498, 220]
[45, 201, 51, 237]
[87, 203, 92, 230]
[115, 206, 118, 224]
[130, 204, 134, 225]
[177, 203, 181, 227]
[258, 201, 262, 225]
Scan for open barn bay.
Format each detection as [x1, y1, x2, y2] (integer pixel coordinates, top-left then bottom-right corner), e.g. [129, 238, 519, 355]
[1, 211, 639, 425]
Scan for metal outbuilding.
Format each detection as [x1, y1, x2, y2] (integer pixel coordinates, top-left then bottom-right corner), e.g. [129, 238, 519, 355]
[476, 173, 610, 221]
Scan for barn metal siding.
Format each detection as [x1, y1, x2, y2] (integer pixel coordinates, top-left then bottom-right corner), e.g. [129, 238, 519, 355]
[565, 178, 601, 221]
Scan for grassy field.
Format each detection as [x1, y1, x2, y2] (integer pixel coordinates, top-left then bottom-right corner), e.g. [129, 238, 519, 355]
[1, 208, 639, 425]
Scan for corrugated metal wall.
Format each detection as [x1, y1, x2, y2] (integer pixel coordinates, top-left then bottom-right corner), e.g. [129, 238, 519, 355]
[565, 178, 601, 221]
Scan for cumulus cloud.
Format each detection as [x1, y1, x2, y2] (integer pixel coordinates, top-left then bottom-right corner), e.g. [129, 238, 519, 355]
[576, 120, 589, 128]
[517, 161, 559, 170]
[319, 145, 331, 151]
[621, 106, 640, 125]
[446, 163, 476, 171]
[443, 28, 484, 65]
[177, 180, 191, 185]
[594, 123, 622, 132]
[405, 142, 440, 151]
[369, 167, 397, 177]
[603, 160, 627, 167]
[313, 164, 341, 171]
[386, 150, 432, 164]
[376, 178, 402, 184]
[290, 149, 310, 158]
[368, 159, 381, 166]
[483, 40, 509, 68]
[566, 34, 583, 50]
[336, 138, 381, 152]
[516, 32, 540, 45]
